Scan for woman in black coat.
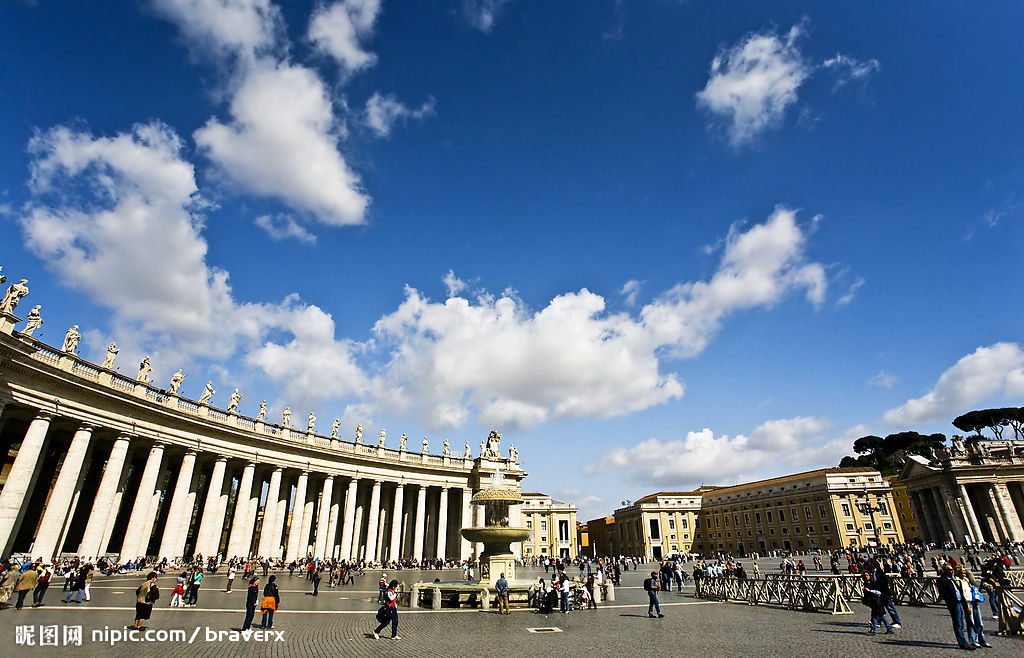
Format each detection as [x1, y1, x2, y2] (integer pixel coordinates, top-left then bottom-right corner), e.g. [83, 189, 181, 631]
[260, 575, 280, 629]
[242, 577, 259, 631]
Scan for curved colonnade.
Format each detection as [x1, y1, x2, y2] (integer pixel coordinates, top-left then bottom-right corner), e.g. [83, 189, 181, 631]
[0, 312, 524, 563]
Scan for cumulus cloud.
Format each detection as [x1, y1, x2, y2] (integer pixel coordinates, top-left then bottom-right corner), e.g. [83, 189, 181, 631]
[822, 53, 881, 90]
[308, 0, 381, 75]
[696, 22, 810, 146]
[150, 0, 283, 62]
[882, 343, 1024, 425]
[195, 60, 369, 227]
[584, 416, 860, 489]
[363, 92, 436, 138]
[620, 279, 642, 306]
[462, 0, 512, 33]
[254, 213, 317, 244]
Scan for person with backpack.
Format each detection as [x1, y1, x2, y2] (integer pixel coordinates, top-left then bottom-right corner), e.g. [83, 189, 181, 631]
[645, 571, 664, 618]
[372, 579, 400, 640]
[134, 572, 159, 629]
[33, 562, 53, 607]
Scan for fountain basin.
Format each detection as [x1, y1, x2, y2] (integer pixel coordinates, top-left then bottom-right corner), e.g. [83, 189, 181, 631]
[461, 527, 531, 544]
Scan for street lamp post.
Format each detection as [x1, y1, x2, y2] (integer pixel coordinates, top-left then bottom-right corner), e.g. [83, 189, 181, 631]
[855, 491, 883, 552]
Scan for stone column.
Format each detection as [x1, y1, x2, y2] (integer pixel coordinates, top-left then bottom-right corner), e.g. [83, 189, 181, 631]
[285, 471, 309, 562]
[298, 482, 316, 559]
[0, 411, 52, 556]
[350, 497, 365, 560]
[987, 485, 1014, 542]
[992, 483, 1024, 542]
[958, 483, 984, 543]
[120, 443, 165, 559]
[156, 451, 198, 559]
[326, 486, 342, 559]
[461, 488, 473, 561]
[340, 478, 358, 560]
[195, 458, 228, 558]
[940, 484, 970, 543]
[226, 462, 256, 558]
[414, 485, 427, 562]
[314, 475, 335, 558]
[257, 468, 284, 558]
[436, 486, 449, 562]
[79, 435, 131, 558]
[389, 484, 405, 562]
[34, 424, 93, 558]
[364, 480, 383, 562]
[928, 487, 954, 543]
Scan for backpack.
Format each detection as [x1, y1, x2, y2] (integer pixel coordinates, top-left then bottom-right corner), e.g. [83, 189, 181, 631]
[146, 585, 160, 603]
[376, 605, 389, 623]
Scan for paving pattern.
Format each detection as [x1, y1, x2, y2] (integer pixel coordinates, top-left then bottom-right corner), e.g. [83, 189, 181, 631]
[0, 564, 1019, 657]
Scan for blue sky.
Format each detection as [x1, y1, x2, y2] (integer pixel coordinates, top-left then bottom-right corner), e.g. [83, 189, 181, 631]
[2, 1, 1022, 520]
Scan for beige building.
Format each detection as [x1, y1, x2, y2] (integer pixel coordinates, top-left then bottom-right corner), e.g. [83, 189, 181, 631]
[0, 287, 526, 563]
[899, 439, 1024, 544]
[886, 476, 920, 542]
[695, 467, 903, 555]
[612, 491, 703, 559]
[585, 517, 615, 557]
[519, 493, 578, 559]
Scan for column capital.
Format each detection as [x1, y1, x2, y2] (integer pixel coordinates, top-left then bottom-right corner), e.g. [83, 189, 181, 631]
[32, 410, 55, 422]
[74, 421, 97, 432]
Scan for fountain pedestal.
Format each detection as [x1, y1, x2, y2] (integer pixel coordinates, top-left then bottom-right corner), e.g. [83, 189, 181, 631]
[460, 478, 530, 586]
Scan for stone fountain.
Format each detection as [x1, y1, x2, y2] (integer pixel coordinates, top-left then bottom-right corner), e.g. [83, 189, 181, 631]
[461, 468, 531, 586]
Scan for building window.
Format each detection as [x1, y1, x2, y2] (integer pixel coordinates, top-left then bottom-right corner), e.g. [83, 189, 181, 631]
[766, 511, 773, 523]
[769, 528, 775, 535]
[715, 518, 720, 528]
[819, 505, 827, 518]
[541, 520, 548, 531]
[668, 518, 675, 530]
[778, 509, 786, 522]
[823, 524, 830, 533]
[794, 527, 801, 534]
[649, 518, 661, 540]
[883, 522, 893, 531]
[841, 503, 851, 517]
[804, 507, 812, 520]
[681, 519, 688, 529]
[878, 501, 890, 516]
[782, 528, 789, 535]
[791, 507, 798, 521]
[558, 520, 570, 541]
[844, 523, 855, 532]
[744, 513, 750, 524]
[807, 525, 814, 534]
[541, 536, 547, 542]
[864, 522, 873, 531]
[526, 520, 532, 529]
[755, 512, 762, 524]
[725, 516, 730, 527]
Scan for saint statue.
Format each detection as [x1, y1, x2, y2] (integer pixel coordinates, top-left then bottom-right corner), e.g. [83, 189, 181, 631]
[22, 305, 42, 336]
[308, 412, 316, 433]
[282, 407, 291, 427]
[227, 388, 242, 413]
[137, 356, 152, 383]
[168, 369, 186, 394]
[199, 380, 215, 405]
[331, 419, 339, 438]
[442, 439, 450, 457]
[422, 436, 429, 453]
[0, 265, 5, 285]
[257, 400, 267, 421]
[102, 342, 118, 369]
[0, 279, 29, 315]
[509, 443, 519, 462]
[464, 442, 472, 458]
[379, 428, 387, 446]
[355, 424, 363, 443]
[951, 436, 965, 456]
[479, 440, 485, 456]
[62, 325, 81, 354]
[399, 433, 407, 451]
[483, 430, 501, 458]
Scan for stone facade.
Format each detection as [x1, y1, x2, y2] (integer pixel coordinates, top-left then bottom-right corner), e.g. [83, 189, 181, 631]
[518, 493, 578, 559]
[612, 491, 703, 559]
[898, 440, 1024, 545]
[0, 315, 525, 563]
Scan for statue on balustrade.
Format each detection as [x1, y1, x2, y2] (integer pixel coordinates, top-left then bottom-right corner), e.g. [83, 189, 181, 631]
[0, 278, 29, 315]
[102, 342, 119, 369]
[0, 265, 5, 285]
[199, 380, 215, 404]
[483, 430, 502, 458]
[227, 388, 242, 412]
[62, 325, 81, 353]
[951, 435, 965, 456]
[282, 407, 291, 427]
[378, 429, 386, 447]
[422, 436, 429, 453]
[331, 419, 339, 438]
[22, 305, 42, 336]
[138, 356, 152, 383]
[464, 442, 472, 458]
[355, 424, 363, 443]
[399, 433, 407, 451]
[257, 400, 267, 421]
[168, 369, 186, 394]
[308, 412, 316, 433]
[442, 439, 450, 457]
[509, 443, 519, 463]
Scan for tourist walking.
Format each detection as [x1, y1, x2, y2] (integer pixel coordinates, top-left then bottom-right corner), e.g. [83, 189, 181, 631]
[62, 567, 86, 604]
[260, 575, 280, 629]
[133, 572, 159, 629]
[861, 572, 893, 635]
[33, 563, 53, 607]
[0, 561, 18, 609]
[186, 569, 203, 606]
[560, 575, 570, 614]
[13, 564, 38, 609]
[645, 571, 663, 618]
[378, 574, 388, 603]
[372, 579, 400, 640]
[170, 573, 185, 607]
[496, 573, 510, 614]
[242, 577, 259, 631]
[312, 568, 321, 596]
[936, 564, 973, 650]
[225, 566, 236, 593]
[958, 565, 992, 648]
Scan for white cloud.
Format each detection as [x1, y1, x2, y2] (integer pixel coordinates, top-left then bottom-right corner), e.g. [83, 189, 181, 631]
[867, 370, 897, 389]
[194, 60, 369, 226]
[462, 0, 512, 33]
[883, 343, 1024, 425]
[822, 53, 881, 90]
[837, 276, 865, 306]
[620, 279, 641, 306]
[443, 270, 468, 298]
[363, 92, 436, 138]
[640, 207, 826, 357]
[584, 416, 861, 489]
[254, 213, 317, 244]
[150, 0, 283, 62]
[308, 0, 381, 75]
[696, 22, 810, 146]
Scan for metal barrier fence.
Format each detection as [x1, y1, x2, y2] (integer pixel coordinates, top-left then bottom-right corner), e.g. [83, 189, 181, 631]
[694, 572, 1024, 636]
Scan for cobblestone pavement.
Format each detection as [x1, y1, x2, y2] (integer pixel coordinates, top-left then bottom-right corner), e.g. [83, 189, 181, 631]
[0, 564, 1019, 657]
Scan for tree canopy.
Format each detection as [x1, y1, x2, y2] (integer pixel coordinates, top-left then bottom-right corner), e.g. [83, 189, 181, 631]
[952, 407, 1023, 441]
[839, 431, 946, 476]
